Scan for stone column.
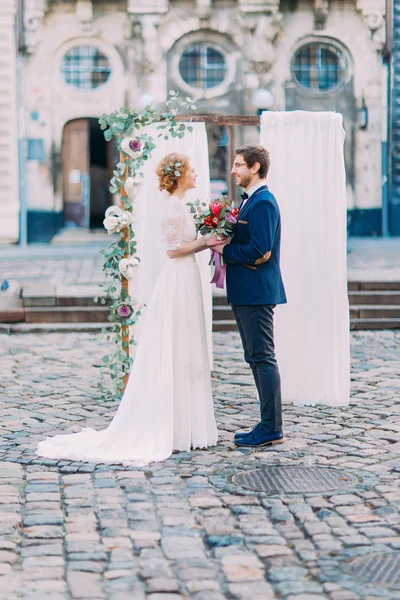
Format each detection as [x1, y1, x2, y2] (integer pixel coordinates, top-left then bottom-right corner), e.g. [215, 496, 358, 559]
[127, 0, 168, 106]
[0, 0, 19, 243]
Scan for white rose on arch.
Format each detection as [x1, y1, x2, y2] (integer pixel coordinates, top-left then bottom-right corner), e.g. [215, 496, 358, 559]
[124, 177, 142, 202]
[105, 205, 124, 218]
[103, 215, 120, 235]
[103, 206, 133, 235]
[120, 137, 142, 159]
[119, 257, 140, 280]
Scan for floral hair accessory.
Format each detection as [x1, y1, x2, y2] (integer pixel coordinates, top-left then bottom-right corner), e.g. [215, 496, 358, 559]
[164, 161, 182, 177]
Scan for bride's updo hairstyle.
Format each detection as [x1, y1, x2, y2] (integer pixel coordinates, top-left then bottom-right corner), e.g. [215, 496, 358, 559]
[156, 153, 190, 194]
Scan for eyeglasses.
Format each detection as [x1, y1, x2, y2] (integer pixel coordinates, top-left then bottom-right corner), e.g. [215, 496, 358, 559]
[232, 162, 247, 168]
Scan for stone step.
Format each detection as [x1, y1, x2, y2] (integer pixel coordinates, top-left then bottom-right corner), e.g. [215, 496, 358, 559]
[0, 295, 24, 323]
[348, 281, 400, 291]
[351, 305, 400, 318]
[22, 285, 103, 307]
[25, 306, 109, 323]
[351, 318, 400, 330]
[2, 317, 398, 332]
[348, 291, 400, 305]
[213, 305, 234, 320]
[213, 295, 230, 306]
[0, 307, 24, 323]
[212, 320, 237, 332]
[0, 322, 112, 334]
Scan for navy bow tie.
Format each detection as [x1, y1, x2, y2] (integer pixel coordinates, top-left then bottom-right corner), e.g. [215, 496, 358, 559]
[241, 192, 249, 201]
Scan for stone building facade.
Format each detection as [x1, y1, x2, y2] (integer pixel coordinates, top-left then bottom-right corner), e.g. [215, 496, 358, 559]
[0, 0, 19, 243]
[2, 0, 389, 242]
[390, 0, 400, 235]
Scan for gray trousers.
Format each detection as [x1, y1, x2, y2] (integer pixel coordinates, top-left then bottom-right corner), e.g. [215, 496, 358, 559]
[231, 304, 283, 433]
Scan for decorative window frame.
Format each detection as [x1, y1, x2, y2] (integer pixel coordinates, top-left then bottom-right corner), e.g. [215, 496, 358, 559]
[54, 38, 124, 96]
[168, 31, 240, 100]
[60, 46, 112, 91]
[289, 36, 353, 96]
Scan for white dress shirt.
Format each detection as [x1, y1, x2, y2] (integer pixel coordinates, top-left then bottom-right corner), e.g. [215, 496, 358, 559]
[241, 181, 266, 209]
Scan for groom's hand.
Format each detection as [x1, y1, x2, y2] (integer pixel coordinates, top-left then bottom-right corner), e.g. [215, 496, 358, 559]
[205, 235, 230, 248]
[211, 243, 228, 255]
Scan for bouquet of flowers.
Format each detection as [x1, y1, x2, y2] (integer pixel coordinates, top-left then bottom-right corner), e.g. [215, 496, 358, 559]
[188, 195, 239, 288]
[189, 195, 239, 239]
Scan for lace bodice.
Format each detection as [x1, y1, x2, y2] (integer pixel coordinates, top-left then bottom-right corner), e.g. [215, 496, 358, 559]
[161, 196, 197, 252]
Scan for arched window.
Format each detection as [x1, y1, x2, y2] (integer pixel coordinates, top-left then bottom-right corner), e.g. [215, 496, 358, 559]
[291, 42, 347, 92]
[61, 46, 111, 90]
[179, 43, 227, 90]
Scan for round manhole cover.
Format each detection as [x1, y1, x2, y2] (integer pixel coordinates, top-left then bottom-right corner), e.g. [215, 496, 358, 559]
[232, 465, 358, 494]
[348, 553, 400, 590]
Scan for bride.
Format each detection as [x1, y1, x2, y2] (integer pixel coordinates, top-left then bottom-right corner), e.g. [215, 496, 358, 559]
[37, 153, 219, 466]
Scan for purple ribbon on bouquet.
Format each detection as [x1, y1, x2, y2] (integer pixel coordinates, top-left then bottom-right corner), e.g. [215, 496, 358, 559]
[210, 250, 226, 289]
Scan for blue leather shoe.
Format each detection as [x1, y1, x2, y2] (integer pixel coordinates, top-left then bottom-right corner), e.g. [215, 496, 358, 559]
[234, 423, 261, 440]
[234, 429, 284, 447]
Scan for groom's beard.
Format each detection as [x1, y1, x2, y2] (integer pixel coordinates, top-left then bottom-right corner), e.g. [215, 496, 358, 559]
[237, 173, 252, 189]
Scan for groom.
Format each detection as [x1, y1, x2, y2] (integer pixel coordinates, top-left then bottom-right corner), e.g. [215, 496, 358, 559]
[208, 144, 287, 447]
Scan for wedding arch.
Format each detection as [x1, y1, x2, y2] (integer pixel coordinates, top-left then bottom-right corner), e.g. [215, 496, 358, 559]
[96, 92, 199, 400]
[97, 102, 350, 408]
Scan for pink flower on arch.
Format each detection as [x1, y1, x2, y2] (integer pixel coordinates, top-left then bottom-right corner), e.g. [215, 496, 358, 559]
[129, 139, 142, 153]
[117, 304, 132, 318]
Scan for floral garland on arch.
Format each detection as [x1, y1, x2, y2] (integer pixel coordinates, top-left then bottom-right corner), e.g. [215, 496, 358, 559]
[95, 92, 196, 401]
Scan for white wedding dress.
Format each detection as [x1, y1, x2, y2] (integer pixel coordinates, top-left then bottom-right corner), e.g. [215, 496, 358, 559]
[36, 195, 218, 466]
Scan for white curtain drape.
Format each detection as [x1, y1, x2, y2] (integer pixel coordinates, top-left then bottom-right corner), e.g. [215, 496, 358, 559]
[129, 122, 213, 368]
[260, 111, 350, 406]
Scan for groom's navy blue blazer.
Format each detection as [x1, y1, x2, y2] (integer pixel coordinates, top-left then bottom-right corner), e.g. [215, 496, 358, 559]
[223, 185, 287, 306]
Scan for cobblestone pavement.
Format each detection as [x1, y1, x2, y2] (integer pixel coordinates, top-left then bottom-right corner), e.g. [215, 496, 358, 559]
[1, 331, 400, 599]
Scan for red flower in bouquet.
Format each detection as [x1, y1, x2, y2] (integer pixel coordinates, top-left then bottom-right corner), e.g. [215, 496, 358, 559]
[187, 194, 239, 290]
[210, 202, 222, 217]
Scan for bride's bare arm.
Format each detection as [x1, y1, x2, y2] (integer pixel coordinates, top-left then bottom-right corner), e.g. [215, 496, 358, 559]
[167, 234, 227, 258]
[167, 236, 207, 258]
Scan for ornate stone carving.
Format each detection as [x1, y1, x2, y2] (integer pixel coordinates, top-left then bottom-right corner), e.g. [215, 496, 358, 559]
[245, 14, 282, 73]
[23, 0, 48, 54]
[313, 0, 329, 30]
[129, 14, 162, 75]
[356, 0, 386, 50]
[75, 0, 93, 32]
[196, 0, 212, 19]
